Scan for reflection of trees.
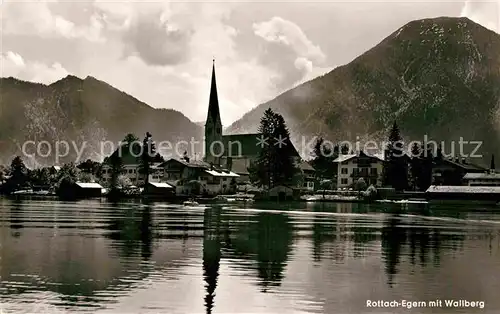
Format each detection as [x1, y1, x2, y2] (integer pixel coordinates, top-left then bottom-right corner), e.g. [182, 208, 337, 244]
[312, 214, 329, 262]
[381, 215, 466, 286]
[104, 205, 153, 260]
[10, 199, 24, 236]
[381, 217, 406, 286]
[226, 212, 293, 291]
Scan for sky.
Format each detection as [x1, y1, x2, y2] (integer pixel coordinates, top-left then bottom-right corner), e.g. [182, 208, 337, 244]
[1, 0, 499, 126]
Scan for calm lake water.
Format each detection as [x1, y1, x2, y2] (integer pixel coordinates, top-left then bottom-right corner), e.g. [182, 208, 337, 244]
[1, 199, 500, 314]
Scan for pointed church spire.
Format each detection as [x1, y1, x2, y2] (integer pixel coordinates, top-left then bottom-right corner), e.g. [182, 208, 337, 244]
[206, 59, 221, 124]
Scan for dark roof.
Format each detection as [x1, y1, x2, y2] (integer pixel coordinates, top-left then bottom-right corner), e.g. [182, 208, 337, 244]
[104, 142, 163, 166]
[159, 158, 210, 169]
[206, 62, 220, 125]
[222, 133, 299, 158]
[104, 143, 141, 165]
[299, 160, 315, 172]
[437, 158, 487, 172]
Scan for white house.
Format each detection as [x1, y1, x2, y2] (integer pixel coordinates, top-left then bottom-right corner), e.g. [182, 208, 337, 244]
[159, 158, 239, 196]
[334, 151, 384, 189]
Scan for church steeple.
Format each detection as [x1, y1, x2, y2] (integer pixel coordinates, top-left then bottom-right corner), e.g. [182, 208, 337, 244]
[206, 60, 221, 124]
[204, 60, 223, 164]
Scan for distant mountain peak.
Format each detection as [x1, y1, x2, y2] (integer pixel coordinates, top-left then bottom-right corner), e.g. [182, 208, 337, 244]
[227, 16, 500, 163]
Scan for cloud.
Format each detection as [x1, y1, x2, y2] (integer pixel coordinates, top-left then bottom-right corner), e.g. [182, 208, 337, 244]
[1, 51, 69, 84]
[252, 16, 327, 90]
[121, 12, 192, 66]
[253, 16, 326, 63]
[461, 0, 500, 33]
[1, 2, 105, 42]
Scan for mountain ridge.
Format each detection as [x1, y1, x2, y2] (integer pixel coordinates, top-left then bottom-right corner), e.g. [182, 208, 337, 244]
[226, 16, 500, 164]
[0, 74, 203, 166]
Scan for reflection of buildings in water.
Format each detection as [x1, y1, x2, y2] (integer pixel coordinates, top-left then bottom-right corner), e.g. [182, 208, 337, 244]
[219, 211, 293, 292]
[1, 201, 193, 305]
[381, 217, 406, 286]
[10, 200, 24, 236]
[381, 216, 467, 286]
[336, 202, 353, 213]
[105, 207, 153, 259]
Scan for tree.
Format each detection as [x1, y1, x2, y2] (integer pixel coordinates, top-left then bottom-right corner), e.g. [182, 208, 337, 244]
[116, 175, 132, 189]
[354, 178, 368, 196]
[139, 132, 156, 186]
[251, 109, 299, 189]
[77, 159, 101, 176]
[108, 151, 124, 191]
[29, 167, 51, 187]
[311, 137, 334, 180]
[383, 122, 408, 191]
[417, 143, 434, 191]
[56, 163, 80, 197]
[4, 156, 29, 193]
[409, 143, 422, 190]
[123, 133, 139, 146]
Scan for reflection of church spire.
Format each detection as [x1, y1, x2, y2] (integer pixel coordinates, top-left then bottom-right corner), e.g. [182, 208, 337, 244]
[203, 208, 221, 314]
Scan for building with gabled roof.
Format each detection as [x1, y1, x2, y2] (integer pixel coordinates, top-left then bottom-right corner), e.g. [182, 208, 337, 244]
[334, 150, 385, 188]
[203, 61, 301, 182]
[101, 141, 164, 186]
[159, 156, 239, 196]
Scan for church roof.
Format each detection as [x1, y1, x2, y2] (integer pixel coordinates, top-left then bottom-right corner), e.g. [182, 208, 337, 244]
[206, 61, 221, 125]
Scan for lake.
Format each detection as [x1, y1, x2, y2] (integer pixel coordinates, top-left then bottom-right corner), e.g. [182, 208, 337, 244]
[1, 199, 499, 313]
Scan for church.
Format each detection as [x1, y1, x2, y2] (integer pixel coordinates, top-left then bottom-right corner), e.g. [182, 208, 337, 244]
[204, 61, 301, 182]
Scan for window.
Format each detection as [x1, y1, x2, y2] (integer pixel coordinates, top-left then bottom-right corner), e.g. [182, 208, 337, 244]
[341, 168, 348, 174]
[128, 169, 133, 174]
[370, 168, 378, 176]
[341, 178, 348, 185]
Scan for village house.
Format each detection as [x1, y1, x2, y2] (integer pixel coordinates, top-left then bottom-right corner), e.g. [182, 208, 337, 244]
[159, 157, 239, 196]
[432, 157, 487, 186]
[334, 151, 384, 189]
[298, 160, 316, 191]
[101, 143, 164, 186]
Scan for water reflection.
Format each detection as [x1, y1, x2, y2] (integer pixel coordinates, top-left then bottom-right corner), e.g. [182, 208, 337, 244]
[104, 204, 153, 260]
[0, 200, 499, 313]
[381, 216, 407, 286]
[203, 207, 222, 314]
[10, 199, 24, 236]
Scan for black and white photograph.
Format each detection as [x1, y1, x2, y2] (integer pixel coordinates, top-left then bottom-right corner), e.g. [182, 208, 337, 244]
[0, 0, 499, 313]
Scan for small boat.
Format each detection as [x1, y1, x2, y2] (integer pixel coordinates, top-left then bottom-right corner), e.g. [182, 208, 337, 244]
[183, 200, 199, 206]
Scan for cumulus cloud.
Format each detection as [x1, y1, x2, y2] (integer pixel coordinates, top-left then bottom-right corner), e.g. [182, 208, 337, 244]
[254, 16, 326, 63]
[1, 2, 105, 42]
[461, 0, 500, 33]
[252, 16, 327, 90]
[121, 12, 192, 66]
[1, 51, 69, 84]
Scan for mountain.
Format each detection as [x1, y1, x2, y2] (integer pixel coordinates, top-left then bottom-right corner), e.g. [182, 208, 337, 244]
[227, 17, 500, 163]
[0, 75, 203, 166]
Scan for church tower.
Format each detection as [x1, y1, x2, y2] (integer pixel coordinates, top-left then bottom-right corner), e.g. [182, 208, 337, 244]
[204, 60, 223, 165]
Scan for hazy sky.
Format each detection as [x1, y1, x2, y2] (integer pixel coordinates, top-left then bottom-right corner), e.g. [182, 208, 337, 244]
[1, 0, 499, 125]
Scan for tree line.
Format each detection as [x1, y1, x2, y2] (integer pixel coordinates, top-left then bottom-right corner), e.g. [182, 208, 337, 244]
[0, 132, 161, 196]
